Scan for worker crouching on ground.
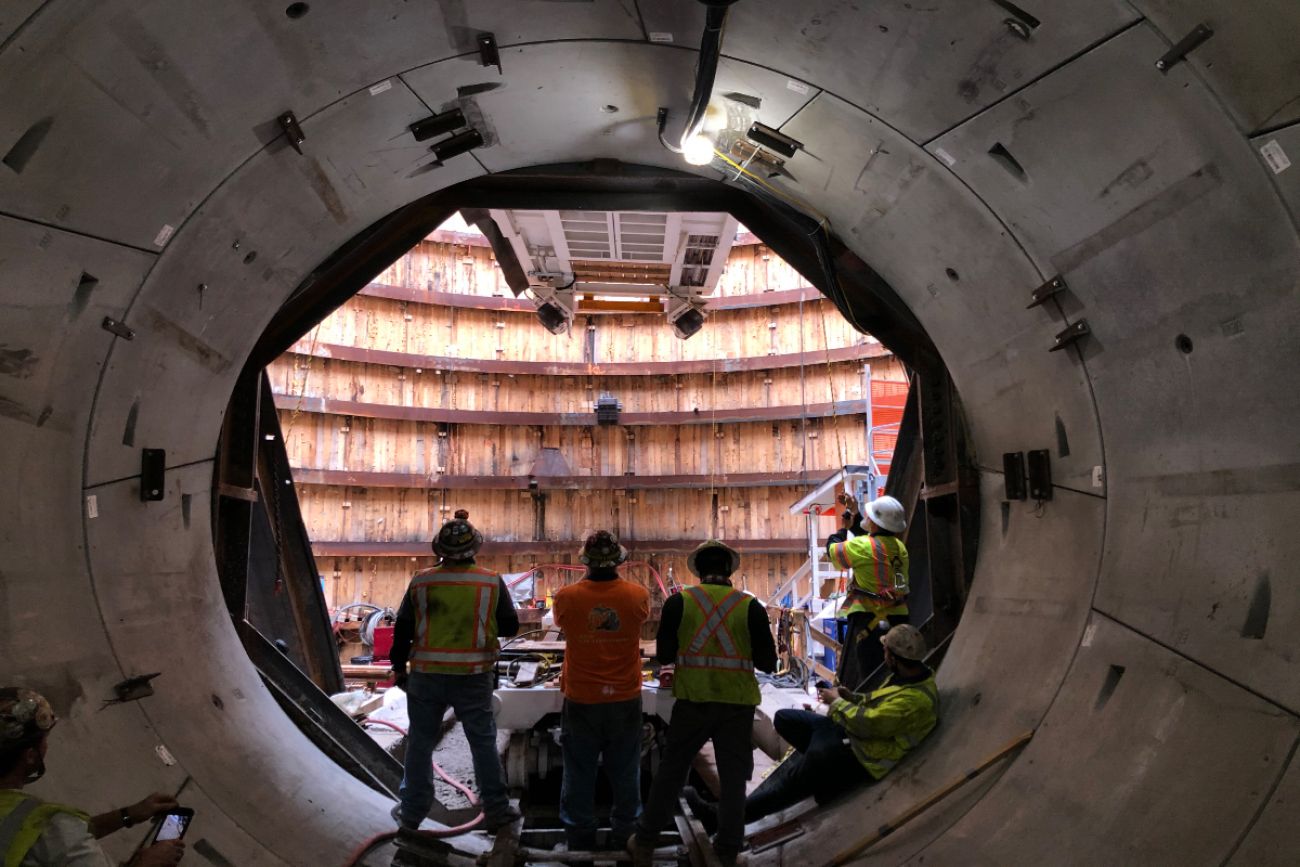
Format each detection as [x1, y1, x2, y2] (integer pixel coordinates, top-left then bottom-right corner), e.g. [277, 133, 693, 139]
[629, 541, 777, 867]
[551, 531, 650, 851]
[0, 687, 184, 866]
[389, 518, 522, 832]
[827, 494, 910, 692]
[730, 625, 939, 824]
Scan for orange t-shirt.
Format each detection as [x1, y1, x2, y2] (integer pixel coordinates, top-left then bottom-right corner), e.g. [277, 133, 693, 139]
[552, 577, 650, 704]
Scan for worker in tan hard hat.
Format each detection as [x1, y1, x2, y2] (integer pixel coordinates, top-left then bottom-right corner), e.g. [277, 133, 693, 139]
[0, 687, 185, 866]
[629, 540, 777, 867]
[827, 493, 911, 691]
[697, 623, 938, 827]
[388, 518, 522, 833]
[552, 531, 650, 851]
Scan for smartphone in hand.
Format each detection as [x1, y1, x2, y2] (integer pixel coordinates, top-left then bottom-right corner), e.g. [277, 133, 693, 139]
[150, 808, 194, 843]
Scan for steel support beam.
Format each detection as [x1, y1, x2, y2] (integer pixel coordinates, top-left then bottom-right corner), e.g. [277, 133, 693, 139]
[272, 394, 868, 427]
[312, 538, 808, 557]
[288, 468, 827, 490]
[286, 340, 887, 376]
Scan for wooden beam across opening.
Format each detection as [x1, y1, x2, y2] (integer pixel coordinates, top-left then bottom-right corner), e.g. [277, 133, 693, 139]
[273, 394, 869, 426]
[358, 282, 826, 312]
[286, 340, 886, 376]
[312, 538, 808, 557]
[289, 468, 832, 490]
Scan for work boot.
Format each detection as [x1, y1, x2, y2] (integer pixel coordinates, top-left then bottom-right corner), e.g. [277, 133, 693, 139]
[682, 786, 719, 836]
[482, 803, 522, 833]
[626, 832, 655, 867]
[713, 845, 741, 867]
[390, 803, 417, 831]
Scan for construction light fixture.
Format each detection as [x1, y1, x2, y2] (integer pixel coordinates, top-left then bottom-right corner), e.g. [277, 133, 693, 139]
[745, 121, 802, 159]
[409, 108, 466, 142]
[666, 295, 708, 339]
[682, 133, 716, 166]
[535, 301, 570, 335]
[430, 128, 484, 162]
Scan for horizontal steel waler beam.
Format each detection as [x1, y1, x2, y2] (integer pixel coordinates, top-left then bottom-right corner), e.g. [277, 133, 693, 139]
[272, 394, 869, 426]
[312, 538, 809, 557]
[359, 282, 827, 312]
[288, 468, 830, 490]
[284, 340, 887, 376]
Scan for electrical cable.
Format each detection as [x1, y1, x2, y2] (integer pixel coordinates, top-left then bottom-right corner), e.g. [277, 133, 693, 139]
[680, 4, 731, 144]
[341, 719, 483, 867]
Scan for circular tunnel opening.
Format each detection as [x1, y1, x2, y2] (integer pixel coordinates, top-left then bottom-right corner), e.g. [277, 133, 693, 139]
[210, 163, 980, 845]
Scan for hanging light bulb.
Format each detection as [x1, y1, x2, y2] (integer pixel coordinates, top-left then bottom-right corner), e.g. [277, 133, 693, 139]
[682, 133, 716, 166]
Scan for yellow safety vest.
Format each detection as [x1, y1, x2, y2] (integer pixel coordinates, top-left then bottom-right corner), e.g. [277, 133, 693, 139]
[828, 533, 909, 620]
[0, 790, 90, 867]
[828, 673, 939, 779]
[408, 564, 501, 675]
[673, 584, 761, 707]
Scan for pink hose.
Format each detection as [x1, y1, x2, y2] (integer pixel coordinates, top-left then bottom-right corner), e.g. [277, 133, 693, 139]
[341, 718, 484, 866]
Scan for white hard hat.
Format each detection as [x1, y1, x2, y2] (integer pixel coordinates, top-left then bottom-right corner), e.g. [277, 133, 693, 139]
[865, 496, 907, 534]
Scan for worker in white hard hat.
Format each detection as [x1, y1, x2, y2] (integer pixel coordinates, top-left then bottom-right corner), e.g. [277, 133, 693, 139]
[0, 687, 185, 866]
[826, 493, 911, 691]
[629, 541, 777, 867]
[693, 624, 938, 829]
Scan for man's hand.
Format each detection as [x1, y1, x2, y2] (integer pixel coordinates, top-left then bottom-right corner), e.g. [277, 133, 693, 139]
[127, 793, 178, 825]
[132, 841, 185, 866]
[816, 686, 840, 705]
[391, 668, 409, 690]
[837, 685, 855, 701]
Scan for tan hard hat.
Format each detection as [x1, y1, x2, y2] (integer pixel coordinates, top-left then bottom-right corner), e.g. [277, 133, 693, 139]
[687, 539, 741, 578]
[881, 624, 927, 661]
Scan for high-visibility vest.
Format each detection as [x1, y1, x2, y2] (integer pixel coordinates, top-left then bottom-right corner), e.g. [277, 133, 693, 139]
[0, 790, 90, 867]
[408, 564, 501, 675]
[828, 533, 909, 619]
[672, 584, 761, 707]
[829, 674, 939, 779]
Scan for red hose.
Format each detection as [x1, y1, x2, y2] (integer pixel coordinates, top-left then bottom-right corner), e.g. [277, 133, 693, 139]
[509, 560, 670, 598]
[341, 718, 484, 867]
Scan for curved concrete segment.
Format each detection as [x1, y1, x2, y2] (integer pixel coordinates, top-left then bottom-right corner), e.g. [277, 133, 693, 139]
[1, 2, 1297, 865]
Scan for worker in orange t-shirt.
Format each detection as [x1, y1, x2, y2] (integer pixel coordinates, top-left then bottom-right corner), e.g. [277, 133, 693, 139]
[552, 531, 651, 851]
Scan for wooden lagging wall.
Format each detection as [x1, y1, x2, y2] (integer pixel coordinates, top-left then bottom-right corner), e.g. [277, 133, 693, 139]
[278, 234, 906, 611]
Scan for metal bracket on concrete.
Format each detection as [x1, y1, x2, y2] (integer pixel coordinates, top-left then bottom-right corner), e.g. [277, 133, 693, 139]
[140, 448, 166, 502]
[106, 672, 161, 706]
[1155, 24, 1214, 73]
[277, 111, 306, 154]
[1026, 274, 1066, 309]
[101, 316, 135, 340]
[1049, 319, 1090, 352]
[477, 32, 501, 74]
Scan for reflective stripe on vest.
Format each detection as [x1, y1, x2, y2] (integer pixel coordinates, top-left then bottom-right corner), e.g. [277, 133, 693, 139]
[0, 792, 89, 867]
[837, 534, 909, 617]
[677, 654, 755, 672]
[410, 566, 501, 674]
[684, 586, 747, 657]
[673, 584, 761, 706]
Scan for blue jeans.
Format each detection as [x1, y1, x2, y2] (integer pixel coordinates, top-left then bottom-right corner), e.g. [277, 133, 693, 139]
[399, 671, 510, 825]
[560, 697, 644, 849]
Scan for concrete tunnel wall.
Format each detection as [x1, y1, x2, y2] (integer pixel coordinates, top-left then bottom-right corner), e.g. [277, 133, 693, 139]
[0, 2, 1297, 864]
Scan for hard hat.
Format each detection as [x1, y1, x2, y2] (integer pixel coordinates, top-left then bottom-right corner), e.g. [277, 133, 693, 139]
[579, 530, 627, 569]
[432, 518, 483, 559]
[865, 495, 907, 534]
[687, 539, 741, 578]
[881, 624, 927, 661]
[0, 687, 57, 751]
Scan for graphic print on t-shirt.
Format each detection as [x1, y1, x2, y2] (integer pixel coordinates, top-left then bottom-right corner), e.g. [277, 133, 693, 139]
[588, 606, 621, 631]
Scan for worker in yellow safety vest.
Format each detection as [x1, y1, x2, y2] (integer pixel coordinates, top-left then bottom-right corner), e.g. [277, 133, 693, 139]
[826, 494, 911, 691]
[737, 624, 939, 824]
[0, 687, 185, 867]
[629, 541, 777, 867]
[389, 517, 521, 833]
